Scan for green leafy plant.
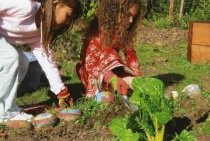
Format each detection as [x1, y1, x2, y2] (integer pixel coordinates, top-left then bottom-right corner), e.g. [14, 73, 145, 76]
[75, 97, 107, 124]
[86, 0, 97, 21]
[130, 77, 174, 141]
[108, 77, 174, 141]
[109, 116, 143, 141]
[172, 130, 197, 141]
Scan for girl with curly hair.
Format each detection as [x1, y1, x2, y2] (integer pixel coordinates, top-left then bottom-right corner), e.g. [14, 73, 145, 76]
[76, 0, 145, 98]
[0, 0, 82, 124]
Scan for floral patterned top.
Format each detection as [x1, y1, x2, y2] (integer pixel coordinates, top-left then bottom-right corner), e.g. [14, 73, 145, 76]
[76, 31, 141, 97]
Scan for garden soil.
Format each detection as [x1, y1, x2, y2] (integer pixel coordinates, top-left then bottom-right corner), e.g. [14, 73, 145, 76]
[1, 26, 210, 141]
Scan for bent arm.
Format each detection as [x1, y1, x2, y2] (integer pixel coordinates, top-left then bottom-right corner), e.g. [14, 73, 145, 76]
[30, 42, 65, 94]
[124, 45, 141, 76]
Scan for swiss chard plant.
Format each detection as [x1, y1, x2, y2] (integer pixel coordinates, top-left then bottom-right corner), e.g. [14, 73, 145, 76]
[172, 130, 197, 141]
[108, 77, 174, 141]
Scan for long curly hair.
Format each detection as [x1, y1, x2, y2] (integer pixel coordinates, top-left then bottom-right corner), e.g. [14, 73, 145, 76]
[86, 0, 145, 49]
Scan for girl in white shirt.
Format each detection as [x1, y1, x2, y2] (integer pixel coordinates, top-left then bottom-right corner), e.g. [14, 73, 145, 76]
[0, 0, 82, 123]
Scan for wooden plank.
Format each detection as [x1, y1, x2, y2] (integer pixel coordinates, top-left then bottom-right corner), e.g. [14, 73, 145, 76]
[192, 34, 210, 46]
[192, 22, 210, 36]
[188, 22, 193, 62]
[190, 45, 210, 64]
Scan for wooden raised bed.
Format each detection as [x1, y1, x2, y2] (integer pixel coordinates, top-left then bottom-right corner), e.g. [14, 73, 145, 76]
[188, 21, 210, 64]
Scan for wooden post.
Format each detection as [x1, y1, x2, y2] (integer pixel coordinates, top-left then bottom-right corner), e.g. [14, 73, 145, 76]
[179, 0, 185, 19]
[169, 0, 174, 21]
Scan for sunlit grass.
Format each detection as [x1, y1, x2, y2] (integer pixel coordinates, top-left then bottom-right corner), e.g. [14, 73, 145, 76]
[17, 87, 50, 106]
[136, 40, 210, 94]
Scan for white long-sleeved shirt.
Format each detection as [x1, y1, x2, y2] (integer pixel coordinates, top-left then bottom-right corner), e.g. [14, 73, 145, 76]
[0, 0, 64, 94]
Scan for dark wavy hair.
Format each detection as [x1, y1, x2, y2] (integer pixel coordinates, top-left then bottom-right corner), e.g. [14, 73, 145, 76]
[86, 0, 145, 49]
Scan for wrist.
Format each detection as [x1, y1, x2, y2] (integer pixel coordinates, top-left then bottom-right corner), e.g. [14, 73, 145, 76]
[57, 87, 70, 99]
[104, 70, 115, 83]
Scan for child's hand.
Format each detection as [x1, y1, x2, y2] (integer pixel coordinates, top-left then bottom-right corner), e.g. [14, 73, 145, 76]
[133, 69, 141, 76]
[57, 87, 73, 108]
[104, 71, 129, 95]
[111, 75, 129, 95]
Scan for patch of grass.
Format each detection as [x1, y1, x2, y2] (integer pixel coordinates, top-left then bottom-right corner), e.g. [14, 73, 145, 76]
[154, 18, 174, 29]
[59, 60, 80, 84]
[17, 87, 50, 106]
[135, 40, 210, 94]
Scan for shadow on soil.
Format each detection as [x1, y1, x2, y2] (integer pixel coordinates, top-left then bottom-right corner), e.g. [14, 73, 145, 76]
[19, 82, 85, 116]
[165, 117, 192, 140]
[154, 73, 185, 86]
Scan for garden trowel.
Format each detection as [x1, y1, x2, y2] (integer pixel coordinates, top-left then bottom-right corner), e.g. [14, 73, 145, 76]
[122, 95, 138, 112]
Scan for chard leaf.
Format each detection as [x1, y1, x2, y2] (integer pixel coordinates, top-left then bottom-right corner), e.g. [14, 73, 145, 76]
[136, 108, 155, 136]
[108, 117, 141, 141]
[120, 129, 141, 141]
[155, 111, 173, 126]
[108, 117, 128, 136]
[129, 91, 142, 106]
[173, 130, 197, 141]
[131, 77, 165, 96]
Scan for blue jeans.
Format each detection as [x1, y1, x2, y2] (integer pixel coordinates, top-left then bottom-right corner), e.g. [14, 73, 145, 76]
[0, 37, 29, 120]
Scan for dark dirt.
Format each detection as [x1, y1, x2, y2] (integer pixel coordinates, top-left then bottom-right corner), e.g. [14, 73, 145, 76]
[0, 26, 209, 141]
[1, 101, 127, 141]
[137, 26, 188, 45]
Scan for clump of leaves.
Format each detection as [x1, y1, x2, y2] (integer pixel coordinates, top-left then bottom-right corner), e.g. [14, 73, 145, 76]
[74, 97, 106, 124]
[86, 0, 97, 21]
[108, 77, 174, 141]
[109, 116, 145, 141]
[172, 130, 196, 141]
